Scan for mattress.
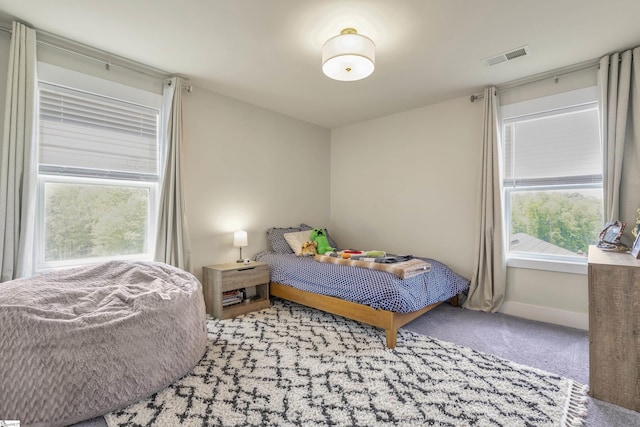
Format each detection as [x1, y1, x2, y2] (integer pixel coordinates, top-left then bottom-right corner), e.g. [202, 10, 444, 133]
[255, 252, 469, 313]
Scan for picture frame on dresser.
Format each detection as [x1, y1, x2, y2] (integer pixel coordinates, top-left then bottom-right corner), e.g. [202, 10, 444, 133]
[599, 220, 625, 244]
[631, 233, 640, 258]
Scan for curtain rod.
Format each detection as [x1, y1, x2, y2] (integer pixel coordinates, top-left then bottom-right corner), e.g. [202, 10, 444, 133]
[469, 58, 600, 102]
[0, 23, 177, 82]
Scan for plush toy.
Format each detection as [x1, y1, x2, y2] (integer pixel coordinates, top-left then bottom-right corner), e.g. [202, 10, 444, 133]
[310, 228, 334, 255]
[300, 241, 318, 256]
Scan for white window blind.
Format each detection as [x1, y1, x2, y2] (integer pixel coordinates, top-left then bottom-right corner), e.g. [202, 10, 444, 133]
[39, 83, 159, 178]
[503, 105, 602, 187]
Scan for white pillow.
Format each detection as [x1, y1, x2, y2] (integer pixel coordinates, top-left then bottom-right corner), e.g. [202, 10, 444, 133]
[283, 230, 312, 255]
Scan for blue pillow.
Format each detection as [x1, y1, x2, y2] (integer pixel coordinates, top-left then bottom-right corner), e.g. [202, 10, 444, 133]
[266, 226, 303, 253]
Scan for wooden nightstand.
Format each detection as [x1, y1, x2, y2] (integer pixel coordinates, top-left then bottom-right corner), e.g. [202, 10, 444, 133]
[202, 261, 271, 319]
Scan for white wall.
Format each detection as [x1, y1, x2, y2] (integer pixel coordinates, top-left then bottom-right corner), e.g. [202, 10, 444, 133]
[182, 87, 331, 282]
[37, 40, 164, 95]
[503, 268, 587, 329]
[330, 93, 590, 329]
[330, 96, 482, 279]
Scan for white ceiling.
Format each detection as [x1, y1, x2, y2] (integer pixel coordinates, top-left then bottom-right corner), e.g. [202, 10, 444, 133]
[0, 0, 639, 129]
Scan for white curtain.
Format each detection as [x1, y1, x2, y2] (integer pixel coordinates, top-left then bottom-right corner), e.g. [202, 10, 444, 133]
[155, 77, 192, 271]
[598, 47, 640, 244]
[0, 22, 37, 282]
[463, 87, 506, 312]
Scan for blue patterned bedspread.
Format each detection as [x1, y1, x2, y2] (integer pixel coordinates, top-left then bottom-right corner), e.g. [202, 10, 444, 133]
[255, 252, 470, 313]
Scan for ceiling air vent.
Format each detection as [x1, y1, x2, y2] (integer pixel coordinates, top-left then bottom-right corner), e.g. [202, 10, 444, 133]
[483, 45, 531, 67]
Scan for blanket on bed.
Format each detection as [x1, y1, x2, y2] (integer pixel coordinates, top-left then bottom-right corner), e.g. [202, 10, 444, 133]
[0, 261, 207, 427]
[257, 253, 469, 313]
[314, 254, 431, 279]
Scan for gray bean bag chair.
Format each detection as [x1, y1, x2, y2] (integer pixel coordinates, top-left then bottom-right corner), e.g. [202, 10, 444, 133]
[0, 261, 207, 427]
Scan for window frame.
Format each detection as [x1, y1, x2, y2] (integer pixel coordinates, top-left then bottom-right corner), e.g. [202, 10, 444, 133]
[35, 175, 158, 271]
[504, 184, 600, 275]
[34, 63, 163, 273]
[500, 86, 602, 275]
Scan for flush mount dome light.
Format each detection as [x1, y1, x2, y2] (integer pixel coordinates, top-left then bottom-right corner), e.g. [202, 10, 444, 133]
[322, 28, 375, 81]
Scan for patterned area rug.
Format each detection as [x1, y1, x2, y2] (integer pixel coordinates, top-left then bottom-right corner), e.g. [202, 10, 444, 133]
[105, 300, 588, 426]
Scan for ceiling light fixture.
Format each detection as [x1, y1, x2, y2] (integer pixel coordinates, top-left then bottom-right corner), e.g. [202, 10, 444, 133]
[322, 28, 375, 81]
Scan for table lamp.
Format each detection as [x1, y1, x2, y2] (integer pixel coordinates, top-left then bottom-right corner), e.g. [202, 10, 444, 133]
[234, 230, 248, 263]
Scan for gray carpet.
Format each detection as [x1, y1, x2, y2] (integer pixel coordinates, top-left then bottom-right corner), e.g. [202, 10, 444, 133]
[404, 303, 640, 427]
[75, 302, 638, 426]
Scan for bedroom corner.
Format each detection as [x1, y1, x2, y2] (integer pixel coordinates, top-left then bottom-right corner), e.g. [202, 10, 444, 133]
[329, 93, 590, 328]
[180, 86, 332, 283]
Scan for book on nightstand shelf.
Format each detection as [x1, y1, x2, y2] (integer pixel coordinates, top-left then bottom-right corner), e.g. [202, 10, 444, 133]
[222, 289, 245, 307]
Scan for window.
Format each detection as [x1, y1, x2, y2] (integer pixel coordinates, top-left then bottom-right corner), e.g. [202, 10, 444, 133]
[501, 87, 603, 269]
[36, 73, 162, 271]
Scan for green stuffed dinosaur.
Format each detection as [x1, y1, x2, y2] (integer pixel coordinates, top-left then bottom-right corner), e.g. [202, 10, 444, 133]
[310, 228, 334, 255]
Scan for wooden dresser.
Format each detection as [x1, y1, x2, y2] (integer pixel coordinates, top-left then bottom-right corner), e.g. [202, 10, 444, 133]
[587, 245, 640, 412]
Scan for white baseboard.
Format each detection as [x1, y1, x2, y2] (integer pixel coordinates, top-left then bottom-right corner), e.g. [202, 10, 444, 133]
[499, 301, 588, 330]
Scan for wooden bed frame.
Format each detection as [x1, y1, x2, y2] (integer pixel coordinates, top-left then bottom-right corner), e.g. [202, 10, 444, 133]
[270, 281, 458, 348]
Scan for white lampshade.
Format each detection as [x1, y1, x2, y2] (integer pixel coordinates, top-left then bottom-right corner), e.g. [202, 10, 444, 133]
[233, 230, 248, 247]
[322, 28, 375, 81]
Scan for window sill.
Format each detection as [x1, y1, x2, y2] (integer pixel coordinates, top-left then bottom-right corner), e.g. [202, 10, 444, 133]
[507, 256, 587, 275]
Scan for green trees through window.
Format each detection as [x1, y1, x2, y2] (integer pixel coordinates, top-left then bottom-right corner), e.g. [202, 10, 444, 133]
[44, 182, 149, 262]
[510, 190, 603, 255]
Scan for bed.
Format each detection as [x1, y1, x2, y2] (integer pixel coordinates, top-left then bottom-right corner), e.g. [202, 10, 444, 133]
[256, 225, 470, 348]
[0, 260, 207, 427]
